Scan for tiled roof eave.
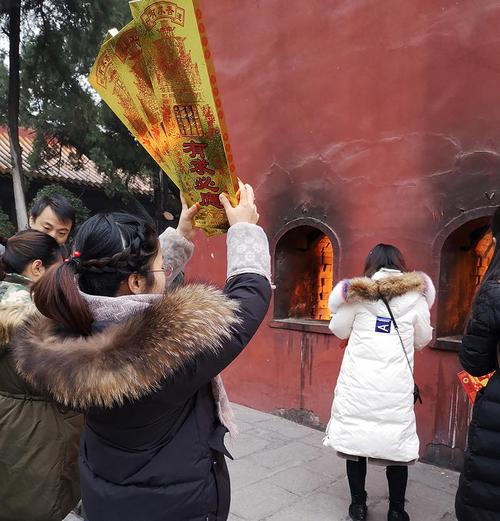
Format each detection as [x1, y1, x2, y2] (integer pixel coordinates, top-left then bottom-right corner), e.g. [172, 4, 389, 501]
[0, 127, 152, 195]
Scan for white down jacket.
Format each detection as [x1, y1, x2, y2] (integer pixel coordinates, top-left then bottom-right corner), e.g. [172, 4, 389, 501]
[323, 268, 435, 463]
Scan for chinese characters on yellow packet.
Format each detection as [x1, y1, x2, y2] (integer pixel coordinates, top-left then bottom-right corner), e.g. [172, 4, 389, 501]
[89, 0, 239, 236]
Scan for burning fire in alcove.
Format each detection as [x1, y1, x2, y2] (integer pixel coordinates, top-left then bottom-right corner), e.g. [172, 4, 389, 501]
[474, 231, 494, 285]
[311, 236, 334, 320]
[275, 227, 334, 322]
[437, 221, 494, 346]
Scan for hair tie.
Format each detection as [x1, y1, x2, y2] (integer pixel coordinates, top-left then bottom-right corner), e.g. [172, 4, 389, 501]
[64, 251, 82, 271]
[64, 253, 80, 262]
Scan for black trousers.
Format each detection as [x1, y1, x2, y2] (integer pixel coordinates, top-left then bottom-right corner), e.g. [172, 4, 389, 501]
[346, 458, 408, 511]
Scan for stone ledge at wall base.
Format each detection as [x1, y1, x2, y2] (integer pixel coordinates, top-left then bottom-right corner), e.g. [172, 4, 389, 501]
[272, 408, 326, 431]
[424, 443, 465, 473]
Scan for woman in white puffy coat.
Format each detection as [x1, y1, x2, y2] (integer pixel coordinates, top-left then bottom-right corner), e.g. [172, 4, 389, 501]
[323, 244, 435, 521]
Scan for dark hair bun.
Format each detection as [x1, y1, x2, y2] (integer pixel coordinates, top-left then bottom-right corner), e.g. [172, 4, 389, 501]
[0, 230, 60, 282]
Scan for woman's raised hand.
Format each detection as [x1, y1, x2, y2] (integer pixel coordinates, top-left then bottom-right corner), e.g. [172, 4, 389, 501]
[176, 193, 200, 241]
[219, 180, 260, 226]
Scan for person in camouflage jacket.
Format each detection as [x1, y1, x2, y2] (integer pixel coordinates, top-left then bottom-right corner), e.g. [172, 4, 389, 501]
[0, 230, 83, 521]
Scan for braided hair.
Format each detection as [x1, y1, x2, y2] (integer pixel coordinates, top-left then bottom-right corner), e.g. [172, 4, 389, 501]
[32, 213, 159, 335]
[75, 213, 158, 296]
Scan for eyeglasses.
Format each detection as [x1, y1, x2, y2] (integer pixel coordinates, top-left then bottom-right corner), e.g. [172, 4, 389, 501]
[147, 265, 173, 278]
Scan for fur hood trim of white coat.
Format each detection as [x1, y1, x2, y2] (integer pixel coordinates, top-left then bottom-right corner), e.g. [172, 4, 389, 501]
[328, 271, 435, 314]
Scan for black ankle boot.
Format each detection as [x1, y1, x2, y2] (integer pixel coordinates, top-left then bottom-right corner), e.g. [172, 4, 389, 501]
[349, 493, 367, 521]
[387, 509, 409, 521]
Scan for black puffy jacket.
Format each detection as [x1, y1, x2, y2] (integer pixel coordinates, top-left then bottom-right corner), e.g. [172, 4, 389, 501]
[13, 274, 271, 521]
[456, 280, 500, 521]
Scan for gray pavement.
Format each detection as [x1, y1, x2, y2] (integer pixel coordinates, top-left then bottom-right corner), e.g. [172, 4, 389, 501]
[66, 403, 459, 521]
[227, 404, 458, 521]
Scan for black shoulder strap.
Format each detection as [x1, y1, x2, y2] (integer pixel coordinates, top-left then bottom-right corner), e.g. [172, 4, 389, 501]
[380, 295, 422, 404]
[380, 295, 414, 377]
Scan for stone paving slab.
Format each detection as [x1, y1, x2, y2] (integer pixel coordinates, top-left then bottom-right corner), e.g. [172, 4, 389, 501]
[230, 480, 300, 520]
[65, 403, 459, 521]
[63, 514, 81, 521]
[266, 465, 336, 497]
[245, 440, 326, 471]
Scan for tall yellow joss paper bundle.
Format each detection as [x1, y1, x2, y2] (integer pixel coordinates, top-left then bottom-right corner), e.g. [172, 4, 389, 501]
[89, 0, 239, 235]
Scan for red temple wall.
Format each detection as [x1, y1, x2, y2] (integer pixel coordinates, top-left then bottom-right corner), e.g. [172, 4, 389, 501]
[188, 0, 500, 468]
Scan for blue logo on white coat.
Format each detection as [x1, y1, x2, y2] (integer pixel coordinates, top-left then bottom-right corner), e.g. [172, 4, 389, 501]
[375, 317, 392, 334]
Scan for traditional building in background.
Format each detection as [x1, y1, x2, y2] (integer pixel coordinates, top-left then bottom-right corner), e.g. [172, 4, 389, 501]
[187, 0, 500, 471]
[0, 127, 155, 224]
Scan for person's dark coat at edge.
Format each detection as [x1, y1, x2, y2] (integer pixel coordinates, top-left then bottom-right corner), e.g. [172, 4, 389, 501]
[456, 206, 500, 521]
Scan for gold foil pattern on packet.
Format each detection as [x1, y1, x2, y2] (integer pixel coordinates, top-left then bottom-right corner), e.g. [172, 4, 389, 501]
[89, 0, 239, 235]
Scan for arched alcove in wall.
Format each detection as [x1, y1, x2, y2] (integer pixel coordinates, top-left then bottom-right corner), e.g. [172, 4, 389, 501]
[273, 221, 340, 323]
[435, 215, 494, 350]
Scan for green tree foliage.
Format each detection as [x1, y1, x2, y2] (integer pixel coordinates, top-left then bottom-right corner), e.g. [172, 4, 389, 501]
[0, 207, 15, 239]
[0, 1, 177, 226]
[20, 2, 123, 156]
[19, 1, 157, 195]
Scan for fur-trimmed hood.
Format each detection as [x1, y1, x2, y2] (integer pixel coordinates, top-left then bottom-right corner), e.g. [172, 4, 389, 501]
[0, 278, 36, 352]
[329, 270, 435, 314]
[12, 284, 240, 410]
[0, 302, 35, 349]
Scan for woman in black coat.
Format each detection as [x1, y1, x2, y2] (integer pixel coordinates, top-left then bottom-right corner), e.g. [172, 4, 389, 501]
[455, 206, 500, 521]
[13, 183, 272, 521]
